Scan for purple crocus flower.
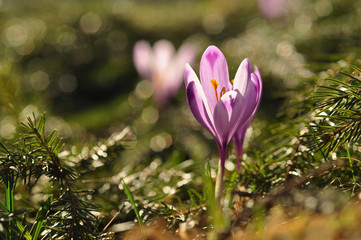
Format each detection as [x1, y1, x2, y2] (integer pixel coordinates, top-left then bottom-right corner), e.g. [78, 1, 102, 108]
[184, 46, 261, 200]
[258, 0, 288, 19]
[133, 39, 196, 107]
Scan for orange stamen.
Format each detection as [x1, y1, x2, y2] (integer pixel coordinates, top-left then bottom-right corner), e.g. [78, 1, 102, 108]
[220, 87, 226, 99]
[211, 79, 227, 102]
[211, 78, 219, 102]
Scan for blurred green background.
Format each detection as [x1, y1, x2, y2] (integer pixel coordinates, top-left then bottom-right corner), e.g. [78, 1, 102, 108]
[1, 0, 360, 135]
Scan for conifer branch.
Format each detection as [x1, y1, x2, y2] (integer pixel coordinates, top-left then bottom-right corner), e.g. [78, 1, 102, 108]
[0, 113, 101, 239]
[321, 116, 361, 142]
[32, 127, 79, 238]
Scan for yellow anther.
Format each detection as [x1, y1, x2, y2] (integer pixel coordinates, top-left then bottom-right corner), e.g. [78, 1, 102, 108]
[210, 79, 226, 102]
[211, 78, 219, 89]
[231, 79, 234, 84]
[211, 78, 219, 102]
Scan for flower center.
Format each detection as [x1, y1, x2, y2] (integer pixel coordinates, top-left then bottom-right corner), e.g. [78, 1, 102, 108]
[211, 78, 226, 102]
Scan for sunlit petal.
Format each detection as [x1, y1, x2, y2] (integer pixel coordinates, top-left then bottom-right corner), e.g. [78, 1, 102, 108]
[200, 46, 231, 113]
[233, 58, 252, 96]
[233, 73, 263, 157]
[133, 40, 152, 80]
[185, 64, 216, 137]
[153, 40, 175, 73]
[213, 90, 244, 146]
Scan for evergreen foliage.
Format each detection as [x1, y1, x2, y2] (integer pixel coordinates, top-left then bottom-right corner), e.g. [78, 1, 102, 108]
[238, 62, 361, 196]
[0, 114, 99, 239]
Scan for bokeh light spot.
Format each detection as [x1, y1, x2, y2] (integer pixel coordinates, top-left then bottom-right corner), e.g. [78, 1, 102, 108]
[149, 133, 172, 152]
[276, 41, 294, 59]
[80, 12, 102, 34]
[135, 80, 153, 99]
[141, 106, 159, 124]
[57, 29, 76, 47]
[202, 12, 224, 35]
[4, 24, 28, 47]
[59, 74, 78, 93]
[225, 160, 235, 171]
[0, 117, 16, 139]
[294, 15, 312, 36]
[29, 71, 49, 91]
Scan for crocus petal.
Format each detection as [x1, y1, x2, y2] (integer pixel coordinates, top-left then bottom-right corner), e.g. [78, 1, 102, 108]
[153, 40, 175, 74]
[233, 58, 252, 96]
[185, 64, 216, 137]
[153, 63, 179, 107]
[241, 72, 262, 128]
[240, 73, 259, 122]
[213, 90, 244, 147]
[200, 46, 231, 113]
[167, 43, 197, 98]
[151, 40, 176, 105]
[259, 0, 288, 19]
[176, 43, 197, 67]
[254, 66, 263, 98]
[232, 71, 263, 158]
[133, 40, 152, 79]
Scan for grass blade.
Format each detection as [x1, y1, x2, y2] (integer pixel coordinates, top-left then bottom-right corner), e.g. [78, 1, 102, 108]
[31, 194, 53, 240]
[344, 137, 356, 184]
[122, 180, 143, 229]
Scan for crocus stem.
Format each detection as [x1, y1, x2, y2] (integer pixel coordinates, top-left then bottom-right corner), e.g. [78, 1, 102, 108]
[215, 160, 225, 203]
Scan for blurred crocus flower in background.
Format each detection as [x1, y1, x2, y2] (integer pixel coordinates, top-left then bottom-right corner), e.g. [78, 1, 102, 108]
[133, 40, 197, 107]
[184, 46, 261, 201]
[258, 0, 288, 19]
